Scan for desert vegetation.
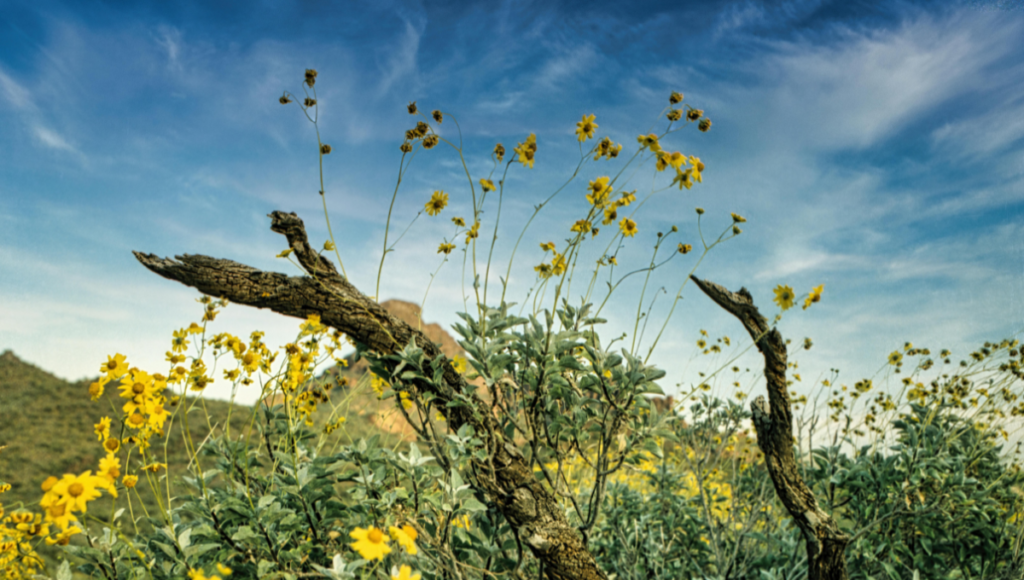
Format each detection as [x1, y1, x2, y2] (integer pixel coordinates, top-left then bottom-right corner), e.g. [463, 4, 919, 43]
[2, 70, 1023, 580]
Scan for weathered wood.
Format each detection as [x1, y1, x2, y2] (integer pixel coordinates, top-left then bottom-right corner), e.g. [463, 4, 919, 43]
[691, 275, 850, 580]
[134, 211, 608, 580]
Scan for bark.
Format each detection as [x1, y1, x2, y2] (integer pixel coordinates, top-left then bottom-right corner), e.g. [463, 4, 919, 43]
[691, 276, 850, 580]
[133, 211, 607, 580]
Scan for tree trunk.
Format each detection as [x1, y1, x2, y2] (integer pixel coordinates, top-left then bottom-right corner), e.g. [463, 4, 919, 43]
[691, 276, 850, 580]
[134, 211, 608, 580]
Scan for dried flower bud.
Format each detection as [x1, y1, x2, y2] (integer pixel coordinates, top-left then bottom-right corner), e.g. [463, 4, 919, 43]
[687, 108, 703, 122]
[304, 69, 318, 86]
[696, 207, 705, 215]
[731, 213, 746, 223]
[733, 225, 742, 235]
[667, 109, 682, 122]
[669, 91, 683, 104]
[408, 101, 418, 115]
[678, 243, 692, 254]
[423, 134, 439, 149]
[400, 142, 413, 153]
[405, 129, 417, 141]
[279, 94, 292, 105]
[671, 225, 678, 232]
[415, 121, 429, 137]
[494, 143, 505, 162]
[320, 144, 332, 155]
[432, 110, 443, 123]
[304, 98, 316, 108]
[698, 118, 712, 132]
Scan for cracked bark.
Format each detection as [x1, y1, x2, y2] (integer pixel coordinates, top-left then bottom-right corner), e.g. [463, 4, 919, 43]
[691, 276, 850, 580]
[133, 211, 607, 580]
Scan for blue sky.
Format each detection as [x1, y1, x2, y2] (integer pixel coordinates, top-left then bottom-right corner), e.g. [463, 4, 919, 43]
[3, 0, 1024, 452]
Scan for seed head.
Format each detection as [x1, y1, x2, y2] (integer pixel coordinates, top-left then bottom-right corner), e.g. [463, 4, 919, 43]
[279, 94, 292, 105]
[304, 98, 316, 108]
[698, 118, 712, 132]
[423, 134, 439, 149]
[696, 207, 704, 215]
[320, 144, 332, 155]
[304, 69, 318, 87]
[408, 101, 418, 115]
[669, 91, 684, 104]
[400, 142, 413, 153]
[432, 110, 443, 123]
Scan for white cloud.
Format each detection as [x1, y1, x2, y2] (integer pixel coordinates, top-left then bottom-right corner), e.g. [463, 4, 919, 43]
[33, 125, 78, 153]
[0, 67, 33, 111]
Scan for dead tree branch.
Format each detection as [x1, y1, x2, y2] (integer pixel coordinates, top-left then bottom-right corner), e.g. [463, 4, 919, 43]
[691, 275, 850, 580]
[134, 211, 607, 580]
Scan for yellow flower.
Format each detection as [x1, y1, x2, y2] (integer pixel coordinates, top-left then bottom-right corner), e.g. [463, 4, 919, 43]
[551, 253, 567, 275]
[575, 114, 598, 142]
[350, 527, 391, 561]
[391, 565, 421, 580]
[88, 377, 107, 401]
[618, 191, 636, 206]
[699, 118, 712, 132]
[142, 463, 166, 473]
[425, 190, 448, 216]
[493, 143, 505, 162]
[437, 242, 456, 255]
[571, 219, 591, 234]
[773, 285, 795, 311]
[103, 437, 121, 454]
[389, 525, 418, 555]
[669, 91, 683, 104]
[672, 167, 694, 190]
[731, 213, 746, 223]
[514, 133, 537, 168]
[50, 472, 103, 513]
[534, 263, 553, 278]
[619, 218, 638, 238]
[667, 151, 686, 169]
[465, 221, 480, 244]
[216, 563, 233, 576]
[101, 353, 128, 378]
[452, 216, 465, 227]
[123, 475, 138, 489]
[637, 133, 661, 153]
[98, 455, 120, 485]
[689, 156, 704, 182]
[687, 107, 703, 122]
[95, 417, 111, 442]
[888, 351, 903, 365]
[276, 248, 294, 258]
[602, 206, 618, 225]
[540, 241, 556, 252]
[678, 243, 692, 254]
[586, 177, 612, 207]
[451, 355, 468, 374]
[371, 373, 389, 398]
[803, 284, 824, 310]
[480, 178, 495, 192]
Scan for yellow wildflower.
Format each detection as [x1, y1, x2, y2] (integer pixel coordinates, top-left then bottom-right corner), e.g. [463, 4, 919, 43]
[392, 565, 421, 580]
[389, 525, 418, 555]
[350, 527, 391, 561]
[575, 114, 598, 142]
[773, 285, 795, 311]
[619, 218, 638, 238]
[803, 284, 824, 310]
[425, 190, 448, 216]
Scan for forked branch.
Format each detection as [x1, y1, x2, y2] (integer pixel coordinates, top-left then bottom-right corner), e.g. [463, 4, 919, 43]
[134, 211, 608, 580]
[691, 275, 850, 580]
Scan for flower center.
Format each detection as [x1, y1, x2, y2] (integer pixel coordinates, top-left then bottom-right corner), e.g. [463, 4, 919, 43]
[130, 414, 145, 425]
[106, 360, 117, 371]
[368, 528, 383, 543]
[105, 439, 119, 452]
[49, 502, 66, 517]
[68, 483, 84, 497]
[132, 382, 145, 394]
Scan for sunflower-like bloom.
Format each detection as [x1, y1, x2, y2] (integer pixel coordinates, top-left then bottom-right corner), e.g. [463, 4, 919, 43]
[389, 525, 419, 555]
[803, 284, 824, 310]
[619, 218, 638, 238]
[425, 190, 448, 216]
[350, 527, 391, 561]
[575, 114, 598, 142]
[773, 285, 795, 311]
